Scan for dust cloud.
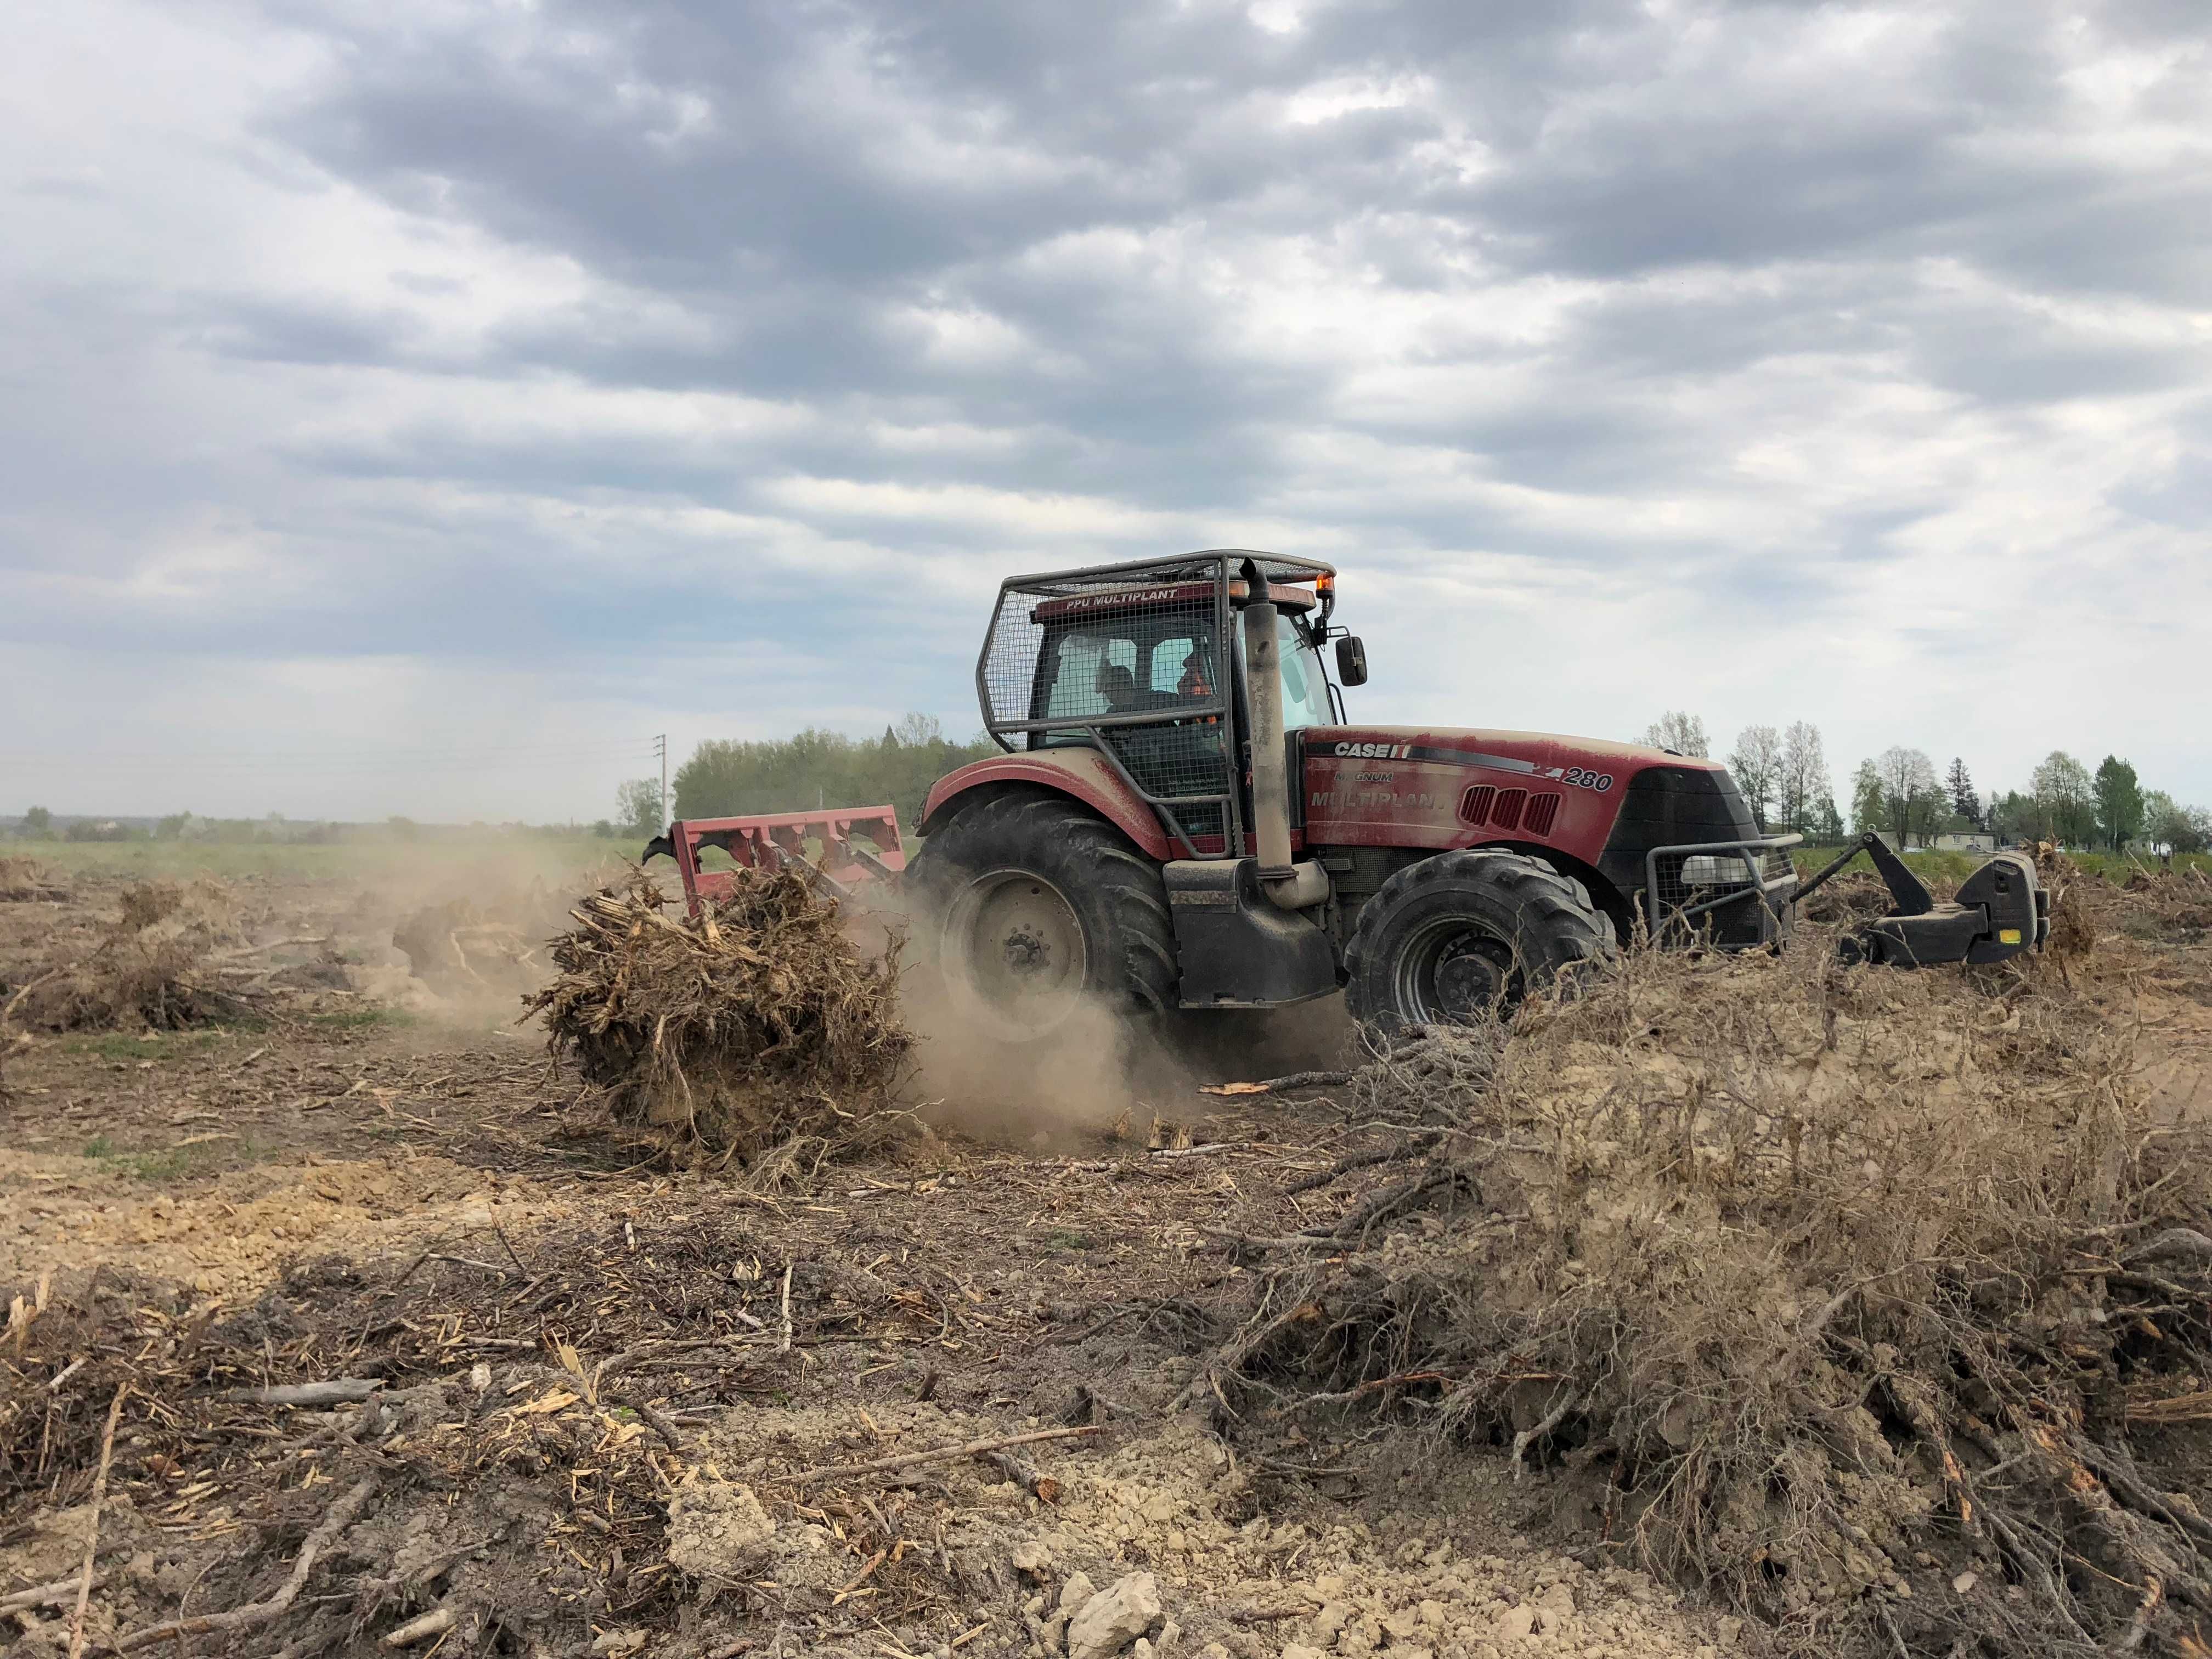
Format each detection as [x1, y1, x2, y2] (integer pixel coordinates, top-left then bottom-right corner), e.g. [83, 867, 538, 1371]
[340, 843, 641, 1035]
[884, 895, 1358, 1148]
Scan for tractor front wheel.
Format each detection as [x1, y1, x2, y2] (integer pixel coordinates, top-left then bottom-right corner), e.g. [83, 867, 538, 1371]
[1344, 850, 1617, 1036]
[905, 791, 1178, 1045]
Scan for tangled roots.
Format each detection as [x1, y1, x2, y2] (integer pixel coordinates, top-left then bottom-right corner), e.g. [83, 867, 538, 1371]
[1208, 930, 2212, 1656]
[527, 870, 911, 1167]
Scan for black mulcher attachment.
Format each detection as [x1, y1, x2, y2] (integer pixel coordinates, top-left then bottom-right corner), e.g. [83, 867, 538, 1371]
[1794, 833, 2049, 967]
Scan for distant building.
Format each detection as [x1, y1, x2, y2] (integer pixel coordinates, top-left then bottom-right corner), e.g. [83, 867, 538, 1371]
[1933, 831, 1998, 854]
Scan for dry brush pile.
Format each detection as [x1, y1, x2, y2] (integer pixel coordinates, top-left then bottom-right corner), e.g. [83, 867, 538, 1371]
[2101, 865, 2212, 945]
[2, 878, 264, 1038]
[1206, 928, 2212, 1656]
[0, 856, 66, 904]
[527, 869, 912, 1168]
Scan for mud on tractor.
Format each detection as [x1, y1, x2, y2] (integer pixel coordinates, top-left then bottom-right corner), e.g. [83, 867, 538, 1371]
[648, 551, 2047, 1039]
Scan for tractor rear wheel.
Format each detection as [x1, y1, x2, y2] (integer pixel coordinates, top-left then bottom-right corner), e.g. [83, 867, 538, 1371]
[1344, 850, 1617, 1035]
[906, 791, 1178, 1045]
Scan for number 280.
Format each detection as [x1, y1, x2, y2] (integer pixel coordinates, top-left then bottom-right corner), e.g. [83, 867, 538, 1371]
[1561, 768, 1615, 792]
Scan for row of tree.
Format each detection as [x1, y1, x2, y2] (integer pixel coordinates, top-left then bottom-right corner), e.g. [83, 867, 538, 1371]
[1640, 712, 2211, 854]
[1841, 749, 2207, 853]
[620, 715, 997, 838]
[8, 807, 354, 844]
[637, 709, 2209, 857]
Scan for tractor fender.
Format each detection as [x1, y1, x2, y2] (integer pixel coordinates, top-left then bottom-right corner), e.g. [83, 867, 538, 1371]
[1455, 839, 1635, 944]
[921, 749, 1172, 860]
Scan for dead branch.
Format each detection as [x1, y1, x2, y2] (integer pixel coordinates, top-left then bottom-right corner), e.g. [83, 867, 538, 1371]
[1509, 1391, 1578, 1480]
[227, 1379, 385, 1407]
[0, 1578, 104, 1615]
[213, 936, 331, 959]
[0, 967, 66, 1031]
[114, 1478, 377, 1653]
[1321, 1165, 1458, 1241]
[1200, 1069, 1353, 1097]
[783, 1426, 1099, 1485]
[602, 1387, 689, 1453]
[1283, 1136, 1443, 1195]
[978, 1449, 1061, 1503]
[66, 1387, 126, 1659]
[382, 1606, 456, 1648]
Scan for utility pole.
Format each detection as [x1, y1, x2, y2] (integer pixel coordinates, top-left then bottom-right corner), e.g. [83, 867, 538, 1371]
[655, 733, 668, 828]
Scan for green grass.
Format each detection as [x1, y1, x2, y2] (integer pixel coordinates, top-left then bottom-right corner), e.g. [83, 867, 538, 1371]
[19, 835, 622, 883]
[82, 1131, 259, 1182]
[63, 1030, 232, 1062]
[2071, 850, 2212, 880]
[304, 1006, 419, 1030]
[1789, 845, 2211, 885]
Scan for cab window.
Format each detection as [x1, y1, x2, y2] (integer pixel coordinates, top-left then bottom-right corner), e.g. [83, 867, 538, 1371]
[1033, 620, 1220, 730]
[1042, 634, 1139, 720]
[1152, 637, 1208, 696]
[1277, 614, 1330, 730]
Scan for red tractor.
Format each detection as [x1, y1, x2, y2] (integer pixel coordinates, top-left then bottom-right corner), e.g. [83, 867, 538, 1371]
[652, 551, 2045, 1039]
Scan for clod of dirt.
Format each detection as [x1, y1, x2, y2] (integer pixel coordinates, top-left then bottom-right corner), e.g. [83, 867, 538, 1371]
[1066, 1569, 1161, 1659]
[527, 869, 911, 1166]
[665, 1474, 777, 1580]
[1205, 924, 2212, 1656]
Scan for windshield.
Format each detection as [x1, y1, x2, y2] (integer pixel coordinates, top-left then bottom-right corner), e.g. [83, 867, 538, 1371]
[1278, 613, 1331, 730]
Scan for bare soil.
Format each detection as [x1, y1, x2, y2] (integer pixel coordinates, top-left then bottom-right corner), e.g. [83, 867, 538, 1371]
[2, 860, 2207, 1659]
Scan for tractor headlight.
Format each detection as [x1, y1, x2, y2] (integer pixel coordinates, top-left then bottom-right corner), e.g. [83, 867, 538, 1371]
[1681, 854, 1751, 887]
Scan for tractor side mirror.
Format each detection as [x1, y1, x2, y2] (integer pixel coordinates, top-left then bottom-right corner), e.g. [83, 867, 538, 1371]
[1334, 634, 1369, 687]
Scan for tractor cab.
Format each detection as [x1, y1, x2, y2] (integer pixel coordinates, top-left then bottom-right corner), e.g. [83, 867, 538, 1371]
[978, 550, 1350, 861]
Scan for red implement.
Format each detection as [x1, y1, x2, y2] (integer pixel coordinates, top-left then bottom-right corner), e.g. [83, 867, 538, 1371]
[656, 806, 907, 913]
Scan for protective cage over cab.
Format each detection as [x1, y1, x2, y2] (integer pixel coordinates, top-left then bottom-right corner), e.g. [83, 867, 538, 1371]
[974, 549, 1338, 861]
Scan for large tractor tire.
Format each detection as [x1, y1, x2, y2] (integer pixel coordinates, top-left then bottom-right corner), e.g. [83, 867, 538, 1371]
[1344, 850, 1617, 1036]
[905, 790, 1178, 1045]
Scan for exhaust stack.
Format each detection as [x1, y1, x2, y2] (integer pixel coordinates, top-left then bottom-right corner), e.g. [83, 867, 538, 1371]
[1240, 560, 1329, 911]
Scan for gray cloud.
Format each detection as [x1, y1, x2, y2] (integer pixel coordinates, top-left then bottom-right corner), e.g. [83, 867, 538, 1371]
[1, 0, 2207, 820]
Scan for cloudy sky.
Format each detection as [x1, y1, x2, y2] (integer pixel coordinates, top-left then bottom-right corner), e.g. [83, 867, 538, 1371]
[4, 0, 2207, 823]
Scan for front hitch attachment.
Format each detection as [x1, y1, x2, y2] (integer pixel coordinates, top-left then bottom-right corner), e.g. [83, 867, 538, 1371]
[1792, 833, 2049, 968]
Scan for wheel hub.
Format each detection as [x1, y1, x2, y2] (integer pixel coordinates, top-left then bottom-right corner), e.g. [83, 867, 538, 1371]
[1396, 919, 1519, 1025]
[1001, 924, 1053, 976]
[1432, 945, 1506, 1018]
[944, 871, 1089, 1040]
